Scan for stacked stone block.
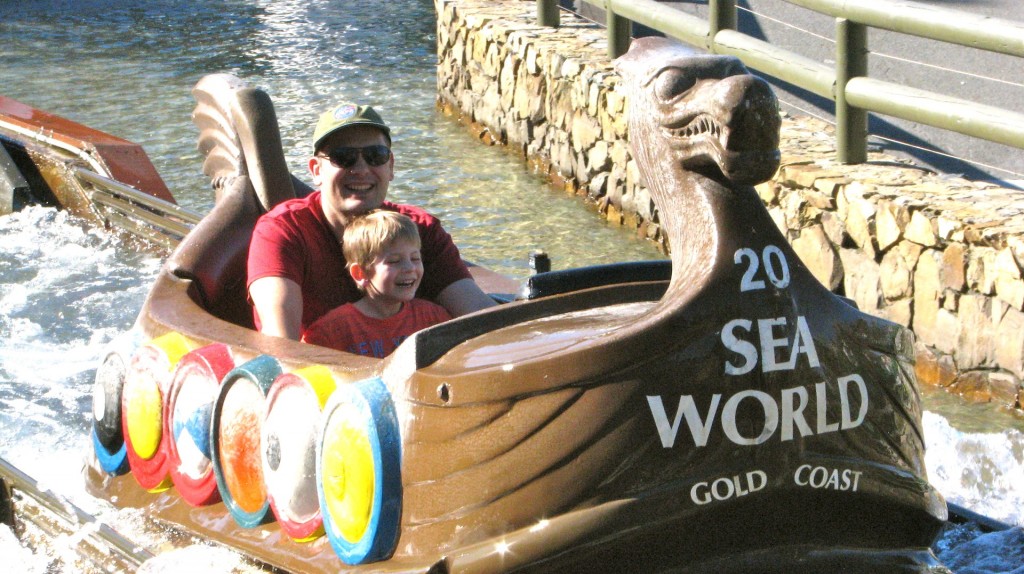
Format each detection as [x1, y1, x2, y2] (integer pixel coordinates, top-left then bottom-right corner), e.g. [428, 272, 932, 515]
[765, 118, 1024, 409]
[435, 0, 1024, 411]
[435, 0, 659, 240]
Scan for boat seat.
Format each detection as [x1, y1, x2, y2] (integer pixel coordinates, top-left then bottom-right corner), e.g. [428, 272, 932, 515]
[412, 279, 668, 368]
[409, 261, 673, 368]
[517, 260, 671, 300]
[166, 176, 262, 330]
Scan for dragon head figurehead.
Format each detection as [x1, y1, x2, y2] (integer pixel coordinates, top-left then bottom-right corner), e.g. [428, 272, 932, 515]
[615, 38, 784, 289]
[617, 37, 781, 187]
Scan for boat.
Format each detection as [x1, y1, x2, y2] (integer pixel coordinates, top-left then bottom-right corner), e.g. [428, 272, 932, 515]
[1, 37, 971, 572]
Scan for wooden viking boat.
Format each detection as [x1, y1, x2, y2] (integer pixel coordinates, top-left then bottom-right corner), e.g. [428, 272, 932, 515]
[2, 37, 984, 573]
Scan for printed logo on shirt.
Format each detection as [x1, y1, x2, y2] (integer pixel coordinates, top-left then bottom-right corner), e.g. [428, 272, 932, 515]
[350, 336, 408, 359]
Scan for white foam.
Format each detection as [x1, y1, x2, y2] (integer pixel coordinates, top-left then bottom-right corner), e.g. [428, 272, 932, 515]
[0, 207, 158, 457]
[0, 524, 49, 573]
[924, 411, 1024, 527]
[136, 545, 244, 574]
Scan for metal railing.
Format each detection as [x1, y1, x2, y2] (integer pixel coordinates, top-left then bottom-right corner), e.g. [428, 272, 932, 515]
[76, 167, 201, 249]
[0, 456, 155, 569]
[536, 0, 1024, 164]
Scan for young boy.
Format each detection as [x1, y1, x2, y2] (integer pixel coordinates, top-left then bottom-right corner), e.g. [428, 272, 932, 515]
[301, 210, 452, 358]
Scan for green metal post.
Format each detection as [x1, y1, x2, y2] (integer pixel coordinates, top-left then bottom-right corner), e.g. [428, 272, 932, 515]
[708, 0, 737, 50]
[836, 18, 868, 164]
[607, 4, 632, 59]
[538, 0, 560, 28]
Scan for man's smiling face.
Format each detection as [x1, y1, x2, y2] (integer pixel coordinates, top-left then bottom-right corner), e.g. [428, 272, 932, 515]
[311, 124, 394, 219]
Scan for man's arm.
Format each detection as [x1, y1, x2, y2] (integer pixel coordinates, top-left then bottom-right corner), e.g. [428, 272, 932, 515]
[434, 277, 498, 317]
[249, 276, 304, 340]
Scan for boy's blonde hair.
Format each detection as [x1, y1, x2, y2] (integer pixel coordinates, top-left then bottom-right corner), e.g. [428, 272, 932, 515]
[342, 210, 421, 273]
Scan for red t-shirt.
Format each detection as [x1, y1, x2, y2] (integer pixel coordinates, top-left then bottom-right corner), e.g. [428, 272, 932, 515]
[247, 192, 471, 331]
[301, 299, 452, 358]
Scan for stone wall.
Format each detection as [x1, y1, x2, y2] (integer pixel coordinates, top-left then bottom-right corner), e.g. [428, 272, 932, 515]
[435, 0, 1024, 411]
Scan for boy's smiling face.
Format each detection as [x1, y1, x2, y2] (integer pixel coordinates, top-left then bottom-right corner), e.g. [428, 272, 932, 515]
[358, 236, 424, 306]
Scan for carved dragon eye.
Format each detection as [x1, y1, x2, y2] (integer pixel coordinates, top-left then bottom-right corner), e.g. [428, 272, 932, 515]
[653, 68, 697, 102]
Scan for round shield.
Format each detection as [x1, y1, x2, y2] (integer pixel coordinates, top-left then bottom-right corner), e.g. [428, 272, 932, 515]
[164, 343, 235, 506]
[121, 331, 194, 492]
[317, 376, 402, 564]
[210, 354, 281, 528]
[263, 364, 337, 542]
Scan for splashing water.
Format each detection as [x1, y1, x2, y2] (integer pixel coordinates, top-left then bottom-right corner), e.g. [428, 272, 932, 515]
[924, 412, 1024, 527]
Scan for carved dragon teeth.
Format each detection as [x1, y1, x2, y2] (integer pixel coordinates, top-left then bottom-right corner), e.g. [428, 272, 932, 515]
[667, 114, 724, 142]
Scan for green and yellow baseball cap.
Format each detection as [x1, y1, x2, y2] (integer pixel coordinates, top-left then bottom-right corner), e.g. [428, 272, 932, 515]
[312, 103, 391, 151]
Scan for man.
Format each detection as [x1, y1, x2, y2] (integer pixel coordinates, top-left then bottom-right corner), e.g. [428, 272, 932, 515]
[247, 103, 495, 339]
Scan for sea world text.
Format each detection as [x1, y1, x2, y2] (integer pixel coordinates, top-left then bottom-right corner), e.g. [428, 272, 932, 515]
[647, 374, 868, 447]
[647, 307, 870, 447]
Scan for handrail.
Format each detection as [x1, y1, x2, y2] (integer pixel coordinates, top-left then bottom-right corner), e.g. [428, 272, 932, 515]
[785, 0, 1024, 58]
[75, 167, 200, 248]
[0, 456, 155, 568]
[75, 167, 202, 226]
[536, 0, 1024, 166]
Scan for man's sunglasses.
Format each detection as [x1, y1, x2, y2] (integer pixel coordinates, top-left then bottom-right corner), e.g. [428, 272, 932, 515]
[318, 144, 392, 168]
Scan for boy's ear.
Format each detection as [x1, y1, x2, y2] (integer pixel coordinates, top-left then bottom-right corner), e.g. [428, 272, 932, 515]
[348, 263, 368, 287]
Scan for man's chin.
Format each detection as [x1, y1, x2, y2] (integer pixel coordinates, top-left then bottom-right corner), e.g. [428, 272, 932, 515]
[341, 198, 384, 215]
